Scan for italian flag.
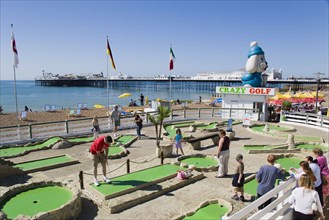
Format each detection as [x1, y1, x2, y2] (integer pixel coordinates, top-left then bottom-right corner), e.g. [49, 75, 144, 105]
[169, 47, 175, 70]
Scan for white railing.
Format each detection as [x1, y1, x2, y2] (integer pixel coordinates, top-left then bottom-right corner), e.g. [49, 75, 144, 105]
[283, 111, 329, 128]
[223, 177, 296, 220]
[0, 108, 259, 144]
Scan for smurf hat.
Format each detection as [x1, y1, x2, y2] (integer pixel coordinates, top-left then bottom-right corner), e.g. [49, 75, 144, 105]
[248, 41, 264, 58]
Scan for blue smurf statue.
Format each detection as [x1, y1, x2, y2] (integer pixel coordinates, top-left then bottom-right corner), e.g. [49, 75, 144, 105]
[241, 41, 268, 87]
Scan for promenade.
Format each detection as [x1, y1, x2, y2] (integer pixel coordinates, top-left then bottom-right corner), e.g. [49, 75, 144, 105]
[1, 121, 328, 219]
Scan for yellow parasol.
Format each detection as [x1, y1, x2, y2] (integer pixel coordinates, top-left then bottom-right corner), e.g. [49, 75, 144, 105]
[156, 98, 161, 102]
[94, 104, 104, 109]
[145, 96, 148, 106]
[269, 93, 286, 100]
[311, 91, 324, 98]
[301, 92, 314, 98]
[283, 92, 292, 99]
[118, 93, 132, 98]
[292, 92, 303, 98]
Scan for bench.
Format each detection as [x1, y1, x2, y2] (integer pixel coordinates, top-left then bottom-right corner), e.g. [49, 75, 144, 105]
[187, 133, 219, 150]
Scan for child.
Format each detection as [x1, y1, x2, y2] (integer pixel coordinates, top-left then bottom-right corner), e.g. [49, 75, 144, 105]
[92, 116, 100, 139]
[174, 129, 184, 155]
[231, 154, 245, 201]
[134, 113, 143, 139]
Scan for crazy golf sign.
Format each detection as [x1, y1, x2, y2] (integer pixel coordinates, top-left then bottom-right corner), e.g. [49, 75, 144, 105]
[216, 87, 276, 96]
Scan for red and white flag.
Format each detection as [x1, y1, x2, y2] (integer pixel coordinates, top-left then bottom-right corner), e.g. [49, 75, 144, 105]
[169, 46, 175, 70]
[11, 24, 19, 68]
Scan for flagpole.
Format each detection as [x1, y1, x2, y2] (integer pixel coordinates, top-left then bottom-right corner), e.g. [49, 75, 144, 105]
[106, 36, 109, 112]
[169, 44, 172, 97]
[13, 64, 19, 125]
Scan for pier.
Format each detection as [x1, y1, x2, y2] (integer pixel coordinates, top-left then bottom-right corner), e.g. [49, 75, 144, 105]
[35, 78, 328, 92]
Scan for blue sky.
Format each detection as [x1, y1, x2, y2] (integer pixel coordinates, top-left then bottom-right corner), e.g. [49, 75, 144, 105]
[1, 0, 328, 80]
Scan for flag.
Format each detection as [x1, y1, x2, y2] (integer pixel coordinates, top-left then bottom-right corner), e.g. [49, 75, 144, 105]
[169, 47, 175, 70]
[11, 24, 19, 68]
[106, 37, 116, 70]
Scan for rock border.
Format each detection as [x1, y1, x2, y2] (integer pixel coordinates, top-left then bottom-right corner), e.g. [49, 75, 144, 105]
[175, 154, 218, 172]
[172, 198, 233, 220]
[0, 181, 81, 220]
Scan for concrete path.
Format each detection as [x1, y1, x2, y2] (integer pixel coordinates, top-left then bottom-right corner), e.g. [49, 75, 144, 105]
[1, 120, 328, 219]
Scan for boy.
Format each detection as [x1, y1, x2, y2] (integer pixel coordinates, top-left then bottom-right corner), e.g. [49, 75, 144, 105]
[231, 154, 245, 201]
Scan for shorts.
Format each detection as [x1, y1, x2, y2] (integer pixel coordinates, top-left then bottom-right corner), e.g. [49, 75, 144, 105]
[92, 153, 106, 168]
[233, 186, 244, 193]
[175, 141, 182, 149]
[114, 120, 120, 127]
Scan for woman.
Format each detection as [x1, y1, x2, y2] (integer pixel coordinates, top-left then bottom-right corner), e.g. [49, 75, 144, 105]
[216, 129, 230, 178]
[92, 116, 100, 139]
[313, 148, 329, 205]
[134, 113, 143, 139]
[289, 161, 317, 182]
[289, 174, 325, 220]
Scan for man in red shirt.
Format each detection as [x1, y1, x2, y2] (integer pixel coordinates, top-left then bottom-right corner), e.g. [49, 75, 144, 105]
[90, 135, 113, 186]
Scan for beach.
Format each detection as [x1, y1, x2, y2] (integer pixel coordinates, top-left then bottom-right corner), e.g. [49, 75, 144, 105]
[0, 102, 213, 127]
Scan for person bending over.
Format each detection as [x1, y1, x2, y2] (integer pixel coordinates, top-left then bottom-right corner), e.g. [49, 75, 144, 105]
[90, 135, 113, 186]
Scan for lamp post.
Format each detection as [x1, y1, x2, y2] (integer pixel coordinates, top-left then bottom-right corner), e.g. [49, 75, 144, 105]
[313, 72, 325, 114]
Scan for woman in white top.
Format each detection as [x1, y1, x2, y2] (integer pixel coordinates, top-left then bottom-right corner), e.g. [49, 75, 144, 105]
[289, 174, 324, 220]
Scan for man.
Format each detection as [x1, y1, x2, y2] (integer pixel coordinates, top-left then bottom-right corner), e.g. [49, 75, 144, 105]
[256, 154, 286, 209]
[110, 105, 121, 137]
[140, 93, 144, 106]
[216, 129, 230, 178]
[90, 135, 113, 186]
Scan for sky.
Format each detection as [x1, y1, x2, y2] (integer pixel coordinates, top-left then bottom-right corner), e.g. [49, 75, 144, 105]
[0, 0, 328, 80]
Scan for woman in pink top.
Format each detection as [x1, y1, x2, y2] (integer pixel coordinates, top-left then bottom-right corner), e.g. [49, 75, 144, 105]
[313, 148, 329, 204]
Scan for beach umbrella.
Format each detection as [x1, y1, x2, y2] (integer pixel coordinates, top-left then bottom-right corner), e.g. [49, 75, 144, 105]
[301, 92, 314, 98]
[118, 93, 132, 98]
[292, 92, 303, 98]
[94, 104, 104, 109]
[269, 93, 286, 100]
[311, 91, 324, 98]
[269, 99, 283, 105]
[145, 96, 148, 106]
[283, 92, 292, 99]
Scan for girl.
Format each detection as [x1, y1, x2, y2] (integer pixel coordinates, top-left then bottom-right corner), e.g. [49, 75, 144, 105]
[134, 113, 143, 139]
[231, 154, 245, 201]
[313, 148, 329, 206]
[174, 129, 184, 155]
[289, 174, 325, 220]
[92, 116, 100, 139]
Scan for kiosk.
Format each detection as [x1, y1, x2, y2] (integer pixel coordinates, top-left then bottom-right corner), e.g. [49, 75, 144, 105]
[216, 86, 276, 122]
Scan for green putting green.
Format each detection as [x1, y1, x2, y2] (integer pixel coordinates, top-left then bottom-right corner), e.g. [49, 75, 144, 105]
[243, 145, 267, 151]
[0, 137, 63, 157]
[180, 157, 218, 168]
[296, 144, 328, 151]
[112, 135, 135, 147]
[67, 136, 94, 143]
[0, 186, 73, 220]
[171, 122, 196, 128]
[108, 146, 125, 156]
[244, 157, 301, 196]
[195, 122, 218, 130]
[276, 157, 301, 171]
[13, 155, 73, 171]
[251, 125, 291, 132]
[90, 164, 182, 197]
[183, 203, 229, 220]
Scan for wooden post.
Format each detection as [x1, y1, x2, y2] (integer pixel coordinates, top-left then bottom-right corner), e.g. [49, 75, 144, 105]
[161, 151, 164, 164]
[211, 108, 214, 117]
[184, 108, 186, 118]
[65, 120, 69, 134]
[126, 159, 130, 173]
[171, 110, 174, 120]
[198, 108, 201, 118]
[29, 124, 33, 139]
[79, 171, 84, 189]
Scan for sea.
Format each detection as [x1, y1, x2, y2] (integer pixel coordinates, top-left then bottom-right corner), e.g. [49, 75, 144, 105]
[0, 80, 211, 112]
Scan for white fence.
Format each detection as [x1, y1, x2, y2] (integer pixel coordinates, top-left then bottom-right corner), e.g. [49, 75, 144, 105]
[223, 177, 296, 220]
[0, 108, 259, 144]
[283, 111, 329, 128]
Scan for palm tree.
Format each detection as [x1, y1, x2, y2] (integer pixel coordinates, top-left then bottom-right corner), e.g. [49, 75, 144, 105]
[148, 106, 171, 149]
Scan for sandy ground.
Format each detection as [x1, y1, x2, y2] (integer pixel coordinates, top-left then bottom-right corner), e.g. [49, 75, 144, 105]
[0, 103, 214, 127]
[1, 121, 328, 219]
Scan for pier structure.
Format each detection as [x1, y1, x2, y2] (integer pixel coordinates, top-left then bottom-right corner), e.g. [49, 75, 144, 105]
[35, 78, 328, 92]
